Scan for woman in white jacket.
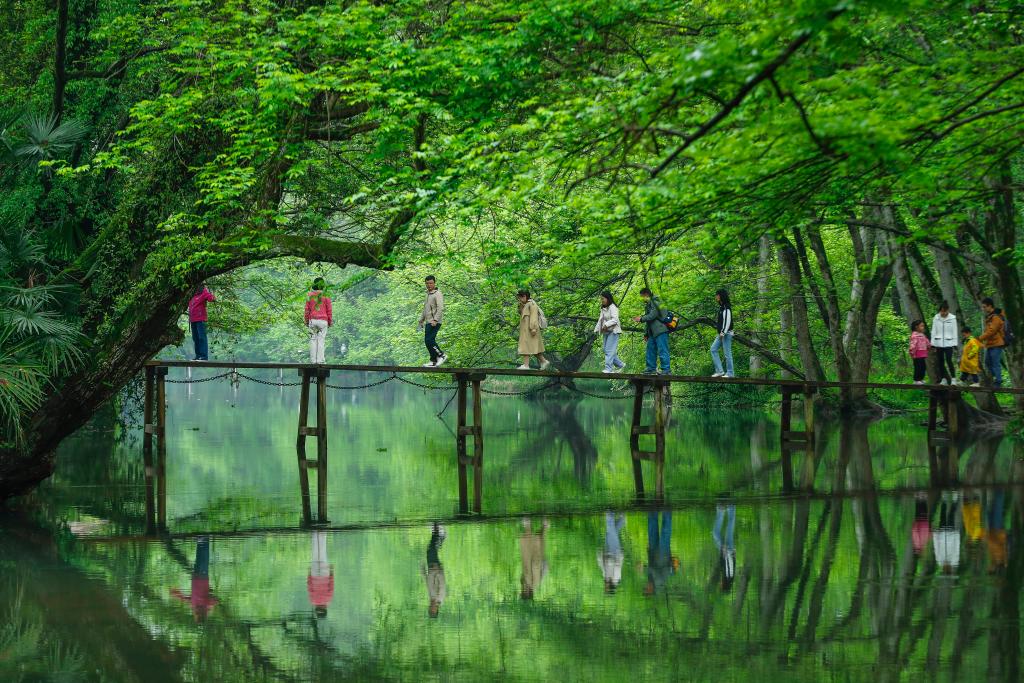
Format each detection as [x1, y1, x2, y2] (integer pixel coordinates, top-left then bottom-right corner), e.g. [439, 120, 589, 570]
[931, 301, 959, 385]
[595, 291, 626, 373]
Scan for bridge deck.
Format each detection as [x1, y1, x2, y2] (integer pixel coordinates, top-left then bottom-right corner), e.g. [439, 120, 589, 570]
[145, 359, 1024, 395]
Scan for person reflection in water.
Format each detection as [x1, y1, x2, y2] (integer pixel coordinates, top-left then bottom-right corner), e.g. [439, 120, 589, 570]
[598, 512, 626, 594]
[424, 523, 447, 617]
[520, 517, 550, 600]
[986, 489, 1008, 574]
[712, 504, 736, 593]
[170, 536, 219, 623]
[933, 491, 961, 576]
[308, 530, 334, 618]
[911, 493, 932, 556]
[643, 510, 677, 596]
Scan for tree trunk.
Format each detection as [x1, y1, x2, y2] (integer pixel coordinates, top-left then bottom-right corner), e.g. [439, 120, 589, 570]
[750, 235, 772, 376]
[776, 236, 825, 382]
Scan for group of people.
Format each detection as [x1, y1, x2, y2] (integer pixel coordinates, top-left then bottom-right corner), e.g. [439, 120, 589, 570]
[187, 279, 1011, 389]
[913, 489, 1009, 576]
[908, 298, 1011, 387]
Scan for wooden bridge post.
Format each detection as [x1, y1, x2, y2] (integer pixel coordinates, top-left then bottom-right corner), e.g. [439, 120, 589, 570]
[629, 379, 646, 498]
[155, 366, 168, 528]
[295, 368, 313, 522]
[455, 375, 469, 513]
[946, 390, 959, 441]
[653, 381, 667, 499]
[143, 366, 156, 532]
[803, 386, 816, 450]
[927, 390, 939, 434]
[315, 368, 329, 522]
[472, 377, 484, 513]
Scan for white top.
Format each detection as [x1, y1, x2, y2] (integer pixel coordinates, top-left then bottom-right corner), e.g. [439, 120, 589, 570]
[594, 303, 623, 334]
[931, 313, 958, 348]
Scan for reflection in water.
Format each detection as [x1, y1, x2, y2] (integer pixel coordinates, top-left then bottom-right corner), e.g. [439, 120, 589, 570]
[519, 517, 549, 600]
[309, 530, 334, 617]
[10, 379, 1024, 681]
[598, 511, 625, 593]
[424, 522, 447, 617]
[170, 536, 219, 622]
[644, 510, 675, 596]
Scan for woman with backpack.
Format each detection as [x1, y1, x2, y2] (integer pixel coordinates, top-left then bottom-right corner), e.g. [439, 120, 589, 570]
[930, 301, 958, 385]
[594, 291, 625, 373]
[516, 289, 550, 370]
[304, 277, 332, 364]
[710, 289, 734, 378]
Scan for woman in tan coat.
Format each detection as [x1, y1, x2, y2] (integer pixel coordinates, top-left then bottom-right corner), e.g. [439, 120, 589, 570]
[516, 289, 550, 370]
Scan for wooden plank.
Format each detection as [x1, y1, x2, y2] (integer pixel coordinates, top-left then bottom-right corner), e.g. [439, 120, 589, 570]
[631, 425, 656, 436]
[780, 431, 808, 442]
[304, 460, 320, 469]
[632, 450, 657, 461]
[298, 426, 319, 436]
[457, 426, 481, 436]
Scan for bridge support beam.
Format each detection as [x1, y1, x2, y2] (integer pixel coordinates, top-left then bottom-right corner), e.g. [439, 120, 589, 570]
[928, 389, 960, 445]
[779, 385, 816, 492]
[296, 367, 330, 524]
[143, 365, 168, 532]
[630, 379, 668, 499]
[455, 373, 486, 513]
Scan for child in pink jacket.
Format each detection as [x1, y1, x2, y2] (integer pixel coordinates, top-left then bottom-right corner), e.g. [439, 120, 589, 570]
[909, 319, 931, 385]
[305, 277, 332, 364]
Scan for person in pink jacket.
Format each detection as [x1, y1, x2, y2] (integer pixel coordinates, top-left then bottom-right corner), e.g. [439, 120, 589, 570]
[188, 284, 215, 360]
[304, 277, 333, 364]
[909, 319, 931, 385]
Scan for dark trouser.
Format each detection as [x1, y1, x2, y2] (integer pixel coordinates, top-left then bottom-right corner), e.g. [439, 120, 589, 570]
[425, 323, 443, 363]
[959, 371, 979, 384]
[937, 346, 956, 381]
[190, 321, 209, 360]
[985, 347, 1004, 386]
[913, 357, 927, 382]
[194, 537, 211, 577]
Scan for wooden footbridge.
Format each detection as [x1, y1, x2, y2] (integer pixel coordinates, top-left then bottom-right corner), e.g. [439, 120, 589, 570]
[141, 360, 1022, 527]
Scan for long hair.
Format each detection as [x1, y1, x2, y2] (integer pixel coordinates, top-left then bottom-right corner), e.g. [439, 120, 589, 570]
[601, 291, 615, 308]
[716, 288, 731, 309]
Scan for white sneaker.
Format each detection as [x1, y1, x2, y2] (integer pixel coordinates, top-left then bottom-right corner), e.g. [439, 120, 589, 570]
[711, 372, 724, 378]
[970, 383, 981, 388]
[914, 380, 925, 385]
[422, 361, 436, 367]
[725, 373, 735, 378]
[516, 364, 531, 370]
[435, 354, 447, 367]
[602, 369, 613, 373]
[951, 378, 962, 386]
[940, 378, 948, 386]
[539, 360, 551, 371]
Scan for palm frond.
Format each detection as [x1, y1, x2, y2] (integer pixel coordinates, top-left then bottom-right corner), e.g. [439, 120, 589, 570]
[14, 113, 88, 164]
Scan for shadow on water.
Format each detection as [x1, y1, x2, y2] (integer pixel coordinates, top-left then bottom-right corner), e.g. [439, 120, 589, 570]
[5, 378, 1024, 681]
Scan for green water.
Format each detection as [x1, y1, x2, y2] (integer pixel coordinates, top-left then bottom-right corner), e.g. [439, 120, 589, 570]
[3, 369, 1023, 682]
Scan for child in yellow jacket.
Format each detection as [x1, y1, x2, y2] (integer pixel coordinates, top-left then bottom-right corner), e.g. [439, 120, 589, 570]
[958, 326, 981, 386]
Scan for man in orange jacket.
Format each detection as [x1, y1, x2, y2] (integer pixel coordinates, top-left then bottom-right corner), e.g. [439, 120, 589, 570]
[977, 298, 1006, 386]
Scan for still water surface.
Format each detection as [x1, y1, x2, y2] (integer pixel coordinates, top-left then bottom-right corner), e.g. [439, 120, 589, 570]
[3, 371, 1022, 681]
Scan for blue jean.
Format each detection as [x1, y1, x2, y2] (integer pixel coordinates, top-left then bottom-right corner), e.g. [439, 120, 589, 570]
[645, 333, 670, 374]
[986, 347, 1003, 386]
[711, 332, 734, 375]
[190, 321, 209, 360]
[602, 333, 625, 372]
[713, 505, 736, 551]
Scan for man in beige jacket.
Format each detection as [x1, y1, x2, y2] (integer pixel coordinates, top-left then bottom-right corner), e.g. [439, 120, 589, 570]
[418, 275, 447, 367]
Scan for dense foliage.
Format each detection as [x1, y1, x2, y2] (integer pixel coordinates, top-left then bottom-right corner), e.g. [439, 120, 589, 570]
[1, 0, 1023, 495]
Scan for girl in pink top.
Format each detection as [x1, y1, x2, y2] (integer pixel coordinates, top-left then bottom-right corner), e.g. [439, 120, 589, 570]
[305, 277, 332, 364]
[909, 319, 931, 384]
[188, 284, 215, 360]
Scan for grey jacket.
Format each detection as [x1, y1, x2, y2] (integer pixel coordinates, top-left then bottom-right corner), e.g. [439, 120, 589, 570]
[419, 289, 444, 326]
[639, 296, 668, 338]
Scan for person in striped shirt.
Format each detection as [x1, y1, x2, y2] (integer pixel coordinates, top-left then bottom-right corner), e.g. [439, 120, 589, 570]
[710, 289, 735, 378]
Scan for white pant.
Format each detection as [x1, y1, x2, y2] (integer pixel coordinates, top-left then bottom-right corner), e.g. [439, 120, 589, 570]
[308, 319, 328, 363]
[310, 531, 330, 576]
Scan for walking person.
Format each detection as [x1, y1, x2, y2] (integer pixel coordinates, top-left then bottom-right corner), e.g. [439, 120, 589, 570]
[931, 301, 958, 385]
[423, 523, 447, 617]
[170, 537, 219, 623]
[712, 504, 736, 592]
[418, 275, 447, 367]
[632, 287, 670, 375]
[957, 326, 981, 387]
[308, 530, 334, 618]
[710, 289, 735, 378]
[977, 297, 1006, 386]
[597, 511, 625, 594]
[933, 491, 961, 575]
[519, 517, 550, 600]
[188, 283, 215, 361]
[304, 277, 332, 364]
[909, 319, 931, 385]
[516, 290, 550, 370]
[643, 509, 676, 596]
[594, 291, 625, 373]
